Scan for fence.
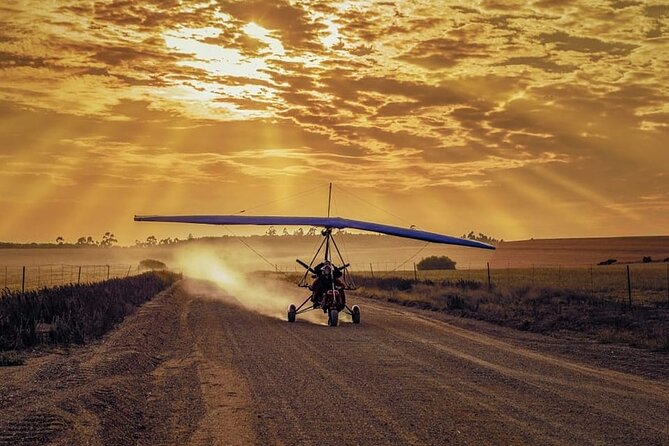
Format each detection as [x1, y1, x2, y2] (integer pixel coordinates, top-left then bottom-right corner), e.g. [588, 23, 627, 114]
[1, 264, 142, 293]
[4, 262, 668, 306]
[279, 261, 669, 306]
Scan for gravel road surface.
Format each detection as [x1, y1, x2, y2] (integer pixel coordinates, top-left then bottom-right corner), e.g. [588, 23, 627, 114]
[1, 281, 668, 445]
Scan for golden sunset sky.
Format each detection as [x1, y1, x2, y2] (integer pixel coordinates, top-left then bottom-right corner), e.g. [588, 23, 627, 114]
[0, 0, 668, 244]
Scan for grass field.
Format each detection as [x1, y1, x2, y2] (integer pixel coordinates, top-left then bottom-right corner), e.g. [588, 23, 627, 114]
[281, 260, 669, 351]
[347, 263, 669, 305]
[334, 267, 669, 352]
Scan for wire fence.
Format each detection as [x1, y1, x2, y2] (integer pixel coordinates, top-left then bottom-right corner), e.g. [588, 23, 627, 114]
[3, 261, 668, 306]
[1, 264, 142, 294]
[281, 261, 669, 306]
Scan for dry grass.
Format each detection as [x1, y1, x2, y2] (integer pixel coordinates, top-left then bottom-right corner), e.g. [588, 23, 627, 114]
[0, 271, 179, 352]
[355, 263, 669, 305]
[349, 274, 669, 352]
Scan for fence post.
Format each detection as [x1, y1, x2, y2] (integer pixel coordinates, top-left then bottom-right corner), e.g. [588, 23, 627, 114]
[413, 262, 418, 282]
[50, 265, 53, 286]
[37, 265, 41, 288]
[107, 264, 110, 280]
[21, 266, 25, 294]
[666, 263, 668, 305]
[590, 265, 594, 294]
[626, 265, 632, 308]
[77, 266, 82, 285]
[126, 265, 132, 277]
[370, 263, 374, 279]
[4, 265, 6, 289]
[487, 262, 491, 291]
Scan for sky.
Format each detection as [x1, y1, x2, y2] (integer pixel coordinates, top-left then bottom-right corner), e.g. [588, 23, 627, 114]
[0, 0, 668, 244]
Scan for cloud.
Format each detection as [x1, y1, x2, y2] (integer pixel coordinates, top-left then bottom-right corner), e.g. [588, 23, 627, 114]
[1, 0, 668, 240]
[398, 37, 489, 69]
[500, 56, 577, 73]
[538, 31, 638, 55]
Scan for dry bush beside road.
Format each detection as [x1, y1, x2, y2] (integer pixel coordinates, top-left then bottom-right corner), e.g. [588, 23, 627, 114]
[355, 276, 669, 351]
[0, 271, 179, 352]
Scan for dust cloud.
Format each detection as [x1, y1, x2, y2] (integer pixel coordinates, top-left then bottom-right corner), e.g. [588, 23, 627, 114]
[173, 245, 321, 323]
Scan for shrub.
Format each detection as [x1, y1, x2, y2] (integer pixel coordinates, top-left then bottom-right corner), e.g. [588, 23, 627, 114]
[642, 256, 653, 263]
[139, 259, 168, 271]
[597, 259, 617, 265]
[417, 256, 456, 270]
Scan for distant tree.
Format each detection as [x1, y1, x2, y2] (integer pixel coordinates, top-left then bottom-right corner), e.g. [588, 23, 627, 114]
[100, 232, 117, 247]
[85, 236, 97, 246]
[266, 226, 277, 236]
[642, 256, 653, 263]
[282, 227, 289, 236]
[76, 237, 87, 246]
[134, 239, 145, 248]
[146, 235, 157, 246]
[461, 231, 500, 245]
[417, 256, 457, 270]
[306, 227, 317, 236]
[187, 233, 194, 240]
[293, 228, 304, 236]
[55, 236, 65, 245]
[159, 237, 173, 245]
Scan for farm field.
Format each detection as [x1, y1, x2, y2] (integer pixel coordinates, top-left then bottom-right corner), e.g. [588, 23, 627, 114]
[1, 235, 668, 292]
[349, 263, 669, 305]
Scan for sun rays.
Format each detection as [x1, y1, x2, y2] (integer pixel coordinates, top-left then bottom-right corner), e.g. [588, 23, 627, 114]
[0, 1, 667, 242]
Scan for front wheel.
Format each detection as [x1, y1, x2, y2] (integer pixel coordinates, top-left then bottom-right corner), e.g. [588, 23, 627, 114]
[287, 304, 296, 323]
[328, 309, 339, 327]
[351, 305, 361, 324]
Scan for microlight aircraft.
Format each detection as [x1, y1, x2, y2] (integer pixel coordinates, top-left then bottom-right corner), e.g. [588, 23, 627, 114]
[134, 185, 495, 326]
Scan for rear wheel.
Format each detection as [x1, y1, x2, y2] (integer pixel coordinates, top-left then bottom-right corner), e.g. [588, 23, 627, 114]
[328, 309, 339, 327]
[352, 305, 361, 324]
[287, 304, 296, 323]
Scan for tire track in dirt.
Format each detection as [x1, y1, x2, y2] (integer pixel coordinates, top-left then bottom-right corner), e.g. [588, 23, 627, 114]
[359, 301, 669, 444]
[0, 283, 247, 446]
[1, 281, 668, 445]
[214, 294, 669, 445]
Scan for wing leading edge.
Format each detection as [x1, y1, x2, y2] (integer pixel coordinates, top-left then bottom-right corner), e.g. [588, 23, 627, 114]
[134, 214, 495, 250]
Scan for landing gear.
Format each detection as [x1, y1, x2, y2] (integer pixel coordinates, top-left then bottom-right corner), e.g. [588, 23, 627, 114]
[287, 304, 296, 323]
[327, 309, 339, 327]
[351, 305, 361, 324]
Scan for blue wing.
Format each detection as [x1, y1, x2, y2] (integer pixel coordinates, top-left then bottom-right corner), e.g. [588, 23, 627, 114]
[134, 214, 495, 250]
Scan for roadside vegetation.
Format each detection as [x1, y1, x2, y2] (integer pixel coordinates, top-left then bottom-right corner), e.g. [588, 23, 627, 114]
[416, 256, 456, 270]
[0, 271, 179, 355]
[354, 275, 669, 352]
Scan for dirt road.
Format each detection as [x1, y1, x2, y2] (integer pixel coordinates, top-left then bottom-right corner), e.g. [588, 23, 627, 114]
[1, 281, 668, 445]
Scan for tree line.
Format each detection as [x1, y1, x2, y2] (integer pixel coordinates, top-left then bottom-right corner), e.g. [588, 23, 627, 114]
[50, 232, 195, 248]
[460, 231, 502, 245]
[3, 229, 501, 249]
